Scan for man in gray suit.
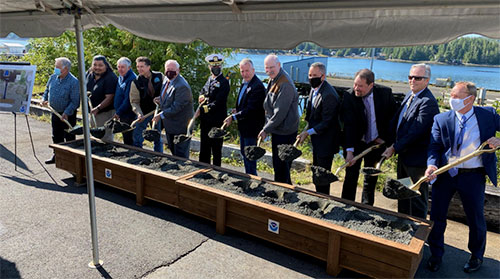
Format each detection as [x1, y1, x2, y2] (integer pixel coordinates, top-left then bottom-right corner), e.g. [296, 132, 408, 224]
[258, 54, 299, 184]
[153, 60, 194, 158]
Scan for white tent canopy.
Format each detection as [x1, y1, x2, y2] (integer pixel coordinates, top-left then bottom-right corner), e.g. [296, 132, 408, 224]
[1, 0, 500, 49]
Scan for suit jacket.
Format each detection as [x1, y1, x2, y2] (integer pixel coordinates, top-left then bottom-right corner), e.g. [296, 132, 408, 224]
[305, 81, 340, 157]
[428, 106, 500, 185]
[199, 74, 229, 127]
[159, 74, 194, 135]
[389, 87, 440, 167]
[342, 84, 397, 149]
[234, 75, 266, 138]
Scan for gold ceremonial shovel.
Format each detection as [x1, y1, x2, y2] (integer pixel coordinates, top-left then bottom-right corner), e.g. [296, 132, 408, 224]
[384, 141, 499, 200]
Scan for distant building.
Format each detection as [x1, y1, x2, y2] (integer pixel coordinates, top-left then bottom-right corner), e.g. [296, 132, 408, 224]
[282, 57, 328, 83]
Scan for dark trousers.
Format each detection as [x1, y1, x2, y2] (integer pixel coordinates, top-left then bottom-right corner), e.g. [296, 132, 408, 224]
[313, 153, 334, 195]
[120, 117, 134, 146]
[51, 112, 76, 145]
[271, 132, 297, 184]
[341, 141, 383, 205]
[200, 122, 223, 166]
[397, 161, 428, 218]
[428, 171, 486, 260]
[166, 133, 191, 159]
[239, 134, 257, 175]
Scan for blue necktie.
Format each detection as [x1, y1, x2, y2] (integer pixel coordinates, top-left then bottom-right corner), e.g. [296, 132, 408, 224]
[238, 83, 248, 105]
[449, 115, 467, 177]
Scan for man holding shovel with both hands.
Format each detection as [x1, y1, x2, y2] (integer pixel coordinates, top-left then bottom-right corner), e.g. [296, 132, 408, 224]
[425, 82, 500, 273]
[42, 57, 80, 164]
[152, 60, 193, 159]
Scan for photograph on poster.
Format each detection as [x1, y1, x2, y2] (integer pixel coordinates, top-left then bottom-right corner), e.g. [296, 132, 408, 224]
[0, 64, 36, 114]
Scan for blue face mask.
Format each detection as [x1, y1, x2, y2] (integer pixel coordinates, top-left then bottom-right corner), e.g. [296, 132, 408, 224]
[54, 67, 61, 76]
[449, 95, 472, 111]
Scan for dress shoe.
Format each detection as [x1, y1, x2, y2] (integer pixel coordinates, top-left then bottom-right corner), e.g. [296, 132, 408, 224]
[427, 256, 442, 272]
[45, 155, 55, 165]
[464, 256, 482, 273]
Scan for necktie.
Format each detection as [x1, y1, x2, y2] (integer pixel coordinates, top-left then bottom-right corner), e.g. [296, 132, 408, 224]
[403, 94, 415, 117]
[362, 95, 372, 142]
[449, 115, 468, 177]
[161, 81, 170, 100]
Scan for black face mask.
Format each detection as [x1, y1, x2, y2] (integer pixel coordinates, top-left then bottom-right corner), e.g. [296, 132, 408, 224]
[211, 67, 221, 76]
[166, 71, 177, 80]
[309, 77, 322, 88]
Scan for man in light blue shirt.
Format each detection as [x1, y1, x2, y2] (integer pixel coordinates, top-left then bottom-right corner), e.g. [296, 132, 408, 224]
[42, 57, 80, 164]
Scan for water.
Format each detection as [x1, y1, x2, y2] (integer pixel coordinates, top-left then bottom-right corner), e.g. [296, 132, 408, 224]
[226, 53, 500, 91]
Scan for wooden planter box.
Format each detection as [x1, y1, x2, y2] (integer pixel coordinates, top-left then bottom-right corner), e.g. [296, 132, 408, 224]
[51, 139, 432, 278]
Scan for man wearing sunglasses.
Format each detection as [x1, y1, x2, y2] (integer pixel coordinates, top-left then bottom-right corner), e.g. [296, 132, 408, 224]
[382, 64, 439, 218]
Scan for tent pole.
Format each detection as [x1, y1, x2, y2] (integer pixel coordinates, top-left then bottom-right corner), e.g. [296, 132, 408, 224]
[74, 13, 102, 268]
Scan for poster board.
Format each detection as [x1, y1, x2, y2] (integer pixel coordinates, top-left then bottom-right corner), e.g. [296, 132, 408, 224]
[0, 64, 36, 114]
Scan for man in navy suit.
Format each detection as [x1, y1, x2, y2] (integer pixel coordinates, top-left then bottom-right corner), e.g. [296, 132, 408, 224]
[425, 82, 500, 273]
[382, 64, 440, 218]
[297, 62, 340, 194]
[224, 58, 266, 175]
[341, 69, 397, 204]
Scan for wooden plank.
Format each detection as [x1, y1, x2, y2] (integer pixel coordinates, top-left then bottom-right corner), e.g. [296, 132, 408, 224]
[340, 249, 409, 278]
[216, 198, 227, 235]
[74, 156, 83, 184]
[226, 211, 328, 259]
[178, 195, 217, 221]
[226, 200, 329, 243]
[327, 232, 342, 276]
[178, 185, 218, 206]
[136, 173, 144, 206]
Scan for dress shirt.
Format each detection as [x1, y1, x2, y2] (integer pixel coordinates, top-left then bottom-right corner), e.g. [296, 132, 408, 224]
[397, 88, 425, 129]
[42, 73, 80, 115]
[307, 87, 319, 135]
[450, 107, 483, 168]
[362, 91, 378, 143]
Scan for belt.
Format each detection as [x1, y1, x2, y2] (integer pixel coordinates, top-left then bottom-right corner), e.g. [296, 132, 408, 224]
[457, 167, 485, 174]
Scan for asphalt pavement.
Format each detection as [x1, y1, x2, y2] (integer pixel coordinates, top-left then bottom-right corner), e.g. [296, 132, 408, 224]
[1, 111, 499, 279]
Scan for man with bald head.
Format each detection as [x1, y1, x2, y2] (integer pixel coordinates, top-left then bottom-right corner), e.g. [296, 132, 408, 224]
[153, 60, 194, 158]
[258, 54, 299, 184]
[425, 82, 500, 273]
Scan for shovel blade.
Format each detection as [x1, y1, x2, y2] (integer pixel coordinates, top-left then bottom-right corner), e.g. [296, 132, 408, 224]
[383, 177, 420, 200]
[67, 125, 83, 135]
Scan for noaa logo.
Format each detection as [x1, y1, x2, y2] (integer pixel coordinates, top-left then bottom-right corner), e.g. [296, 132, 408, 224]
[154, 77, 160, 83]
[268, 219, 279, 234]
[20, 105, 26, 113]
[105, 168, 112, 179]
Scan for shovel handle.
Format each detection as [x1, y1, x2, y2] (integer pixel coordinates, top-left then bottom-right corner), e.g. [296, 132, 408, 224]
[151, 103, 160, 126]
[86, 97, 98, 128]
[130, 109, 157, 129]
[257, 137, 262, 147]
[293, 137, 301, 147]
[220, 122, 227, 130]
[375, 156, 386, 170]
[410, 141, 498, 191]
[47, 105, 73, 130]
[335, 144, 382, 176]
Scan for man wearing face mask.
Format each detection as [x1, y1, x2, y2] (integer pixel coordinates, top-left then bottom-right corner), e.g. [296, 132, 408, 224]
[382, 63, 439, 218]
[425, 82, 500, 273]
[152, 60, 194, 158]
[296, 62, 340, 194]
[258, 54, 299, 184]
[197, 54, 229, 166]
[129, 56, 164, 152]
[86, 55, 118, 142]
[340, 69, 397, 204]
[42, 57, 80, 164]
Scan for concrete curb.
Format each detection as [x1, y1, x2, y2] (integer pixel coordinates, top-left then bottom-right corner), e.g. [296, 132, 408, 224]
[29, 100, 310, 171]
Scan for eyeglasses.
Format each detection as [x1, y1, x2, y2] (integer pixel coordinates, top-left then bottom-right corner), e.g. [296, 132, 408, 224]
[408, 76, 427, 81]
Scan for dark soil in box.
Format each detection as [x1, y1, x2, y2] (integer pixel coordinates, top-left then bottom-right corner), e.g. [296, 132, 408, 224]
[189, 170, 418, 244]
[66, 141, 204, 176]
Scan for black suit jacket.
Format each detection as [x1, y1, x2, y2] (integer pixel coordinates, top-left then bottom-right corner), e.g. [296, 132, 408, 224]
[199, 74, 229, 127]
[342, 84, 397, 149]
[234, 75, 266, 138]
[305, 81, 340, 157]
[389, 87, 439, 167]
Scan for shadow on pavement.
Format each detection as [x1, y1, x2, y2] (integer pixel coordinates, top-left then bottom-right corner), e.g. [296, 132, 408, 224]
[0, 144, 31, 174]
[0, 257, 21, 279]
[416, 243, 500, 278]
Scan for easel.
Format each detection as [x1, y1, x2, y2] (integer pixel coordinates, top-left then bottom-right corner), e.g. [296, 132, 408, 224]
[1, 61, 37, 171]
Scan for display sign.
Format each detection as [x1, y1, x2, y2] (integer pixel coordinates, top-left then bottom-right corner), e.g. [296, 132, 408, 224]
[0, 64, 36, 114]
